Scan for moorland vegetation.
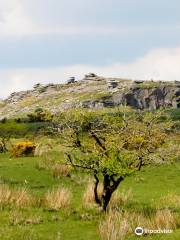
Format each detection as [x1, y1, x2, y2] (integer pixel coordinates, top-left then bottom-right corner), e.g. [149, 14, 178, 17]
[0, 107, 179, 239]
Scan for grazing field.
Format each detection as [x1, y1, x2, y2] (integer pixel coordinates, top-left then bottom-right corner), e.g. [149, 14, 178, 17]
[0, 153, 179, 240]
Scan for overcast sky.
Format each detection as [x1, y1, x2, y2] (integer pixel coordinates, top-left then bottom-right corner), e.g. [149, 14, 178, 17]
[0, 0, 180, 98]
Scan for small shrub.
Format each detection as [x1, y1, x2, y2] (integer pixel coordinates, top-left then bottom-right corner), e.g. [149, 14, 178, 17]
[44, 187, 71, 210]
[27, 108, 54, 122]
[14, 118, 22, 123]
[0, 117, 7, 123]
[11, 141, 36, 157]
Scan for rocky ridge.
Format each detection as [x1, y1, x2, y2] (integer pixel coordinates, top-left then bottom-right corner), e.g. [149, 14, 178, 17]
[0, 74, 180, 118]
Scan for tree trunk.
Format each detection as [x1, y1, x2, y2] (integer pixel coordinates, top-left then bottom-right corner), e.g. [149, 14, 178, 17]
[93, 174, 101, 206]
[102, 188, 113, 211]
[101, 175, 124, 211]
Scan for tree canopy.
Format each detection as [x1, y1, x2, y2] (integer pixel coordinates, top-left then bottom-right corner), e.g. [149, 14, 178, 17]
[54, 108, 174, 211]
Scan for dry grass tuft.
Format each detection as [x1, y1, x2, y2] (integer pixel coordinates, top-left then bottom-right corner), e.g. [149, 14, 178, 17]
[99, 211, 130, 240]
[83, 179, 103, 208]
[44, 187, 71, 210]
[99, 208, 180, 240]
[0, 185, 12, 207]
[109, 189, 133, 209]
[159, 193, 180, 208]
[12, 188, 31, 208]
[52, 164, 71, 178]
[0, 185, 31, 209]
[34, 137, 54, 157]
[34, 143, 52, 157]
[151, 209, 179, 229]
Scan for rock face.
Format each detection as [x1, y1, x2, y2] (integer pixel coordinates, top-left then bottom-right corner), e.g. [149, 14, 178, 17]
[114, 86, 180, 110]
[0, 74, 179, 118]
[81, 86, 180, 110]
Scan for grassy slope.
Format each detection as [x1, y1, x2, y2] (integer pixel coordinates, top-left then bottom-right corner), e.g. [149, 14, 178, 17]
[0, 153, 179, 240]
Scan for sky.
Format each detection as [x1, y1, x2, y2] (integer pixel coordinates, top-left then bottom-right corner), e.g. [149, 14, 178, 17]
[0, 0, 180, 98]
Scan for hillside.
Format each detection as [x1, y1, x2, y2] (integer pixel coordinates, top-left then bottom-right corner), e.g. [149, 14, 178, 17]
[0, 73, 180, 118]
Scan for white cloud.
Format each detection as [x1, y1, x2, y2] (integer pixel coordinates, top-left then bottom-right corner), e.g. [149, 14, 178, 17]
[0, 0, 35, 35]
[0, 0, 117, 36]
[0, 1, 128, 36]
[0, 0, 179, 37]
[0, 47, 180, 99]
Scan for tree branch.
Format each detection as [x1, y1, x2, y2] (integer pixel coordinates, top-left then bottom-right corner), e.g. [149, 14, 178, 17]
[89, 131, 106, 151]
[66, 154, 95, 171]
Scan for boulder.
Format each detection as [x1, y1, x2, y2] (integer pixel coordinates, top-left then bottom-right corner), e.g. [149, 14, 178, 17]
[67, 77, 75, 84]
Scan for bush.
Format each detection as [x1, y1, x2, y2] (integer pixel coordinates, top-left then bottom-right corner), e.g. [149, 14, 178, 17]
[0, 117, 7, 124]
[11, 141, 36, 157]
[27, 108, 54, 122]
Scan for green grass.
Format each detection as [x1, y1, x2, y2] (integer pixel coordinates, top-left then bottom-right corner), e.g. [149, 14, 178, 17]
[0, 120, 51, 138]
[166, 108, 180, 121]
[121, 163, 180, 204]
[135, 81, 176, 89]
[0, 153, 180, 239]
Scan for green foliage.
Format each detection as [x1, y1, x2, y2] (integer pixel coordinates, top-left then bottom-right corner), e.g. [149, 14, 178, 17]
[57, 108, 170, 174]
[166, 108, 180, 121]
[27, 108, 54, 123]
[0, 117, 7, 123]
[54, 108, 176, 210]
[0, 119, 51, 138]
[0, 120, 28, 138]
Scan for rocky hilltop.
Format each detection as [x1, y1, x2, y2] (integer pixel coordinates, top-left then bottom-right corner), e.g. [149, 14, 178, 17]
[0, 74, 180, 118]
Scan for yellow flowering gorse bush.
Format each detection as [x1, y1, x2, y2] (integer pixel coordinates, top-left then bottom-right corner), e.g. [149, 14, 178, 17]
[11, 141, 36, 157]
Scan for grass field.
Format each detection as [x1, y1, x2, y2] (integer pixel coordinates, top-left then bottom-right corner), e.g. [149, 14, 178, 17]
[0, 153, 179, 240]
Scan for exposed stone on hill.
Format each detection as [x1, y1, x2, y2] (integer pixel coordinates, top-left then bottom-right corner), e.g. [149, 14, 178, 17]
[0, 74, 179, 118]
[67, 77, 76, 84]
[114, 86, 180, 110]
